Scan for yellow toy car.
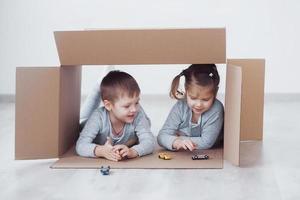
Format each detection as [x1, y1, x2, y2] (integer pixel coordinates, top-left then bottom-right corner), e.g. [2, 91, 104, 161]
[158, 152, 172, 160]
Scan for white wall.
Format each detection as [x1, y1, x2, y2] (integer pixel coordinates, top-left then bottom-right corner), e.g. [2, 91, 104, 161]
[81, 65, 227, 96]
[1, 0, 300, 95]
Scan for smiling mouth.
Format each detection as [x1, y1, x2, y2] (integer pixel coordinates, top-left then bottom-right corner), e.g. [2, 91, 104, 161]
[193, 108, 203, 112]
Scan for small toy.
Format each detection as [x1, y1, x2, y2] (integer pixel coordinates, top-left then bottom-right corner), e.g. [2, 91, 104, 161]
[192, 154, 209, 160]
[158, 152, 172, 160]
[100, 165, 110, 175]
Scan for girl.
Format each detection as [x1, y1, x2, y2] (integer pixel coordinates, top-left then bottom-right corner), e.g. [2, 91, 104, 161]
[157, 64, 224, 151]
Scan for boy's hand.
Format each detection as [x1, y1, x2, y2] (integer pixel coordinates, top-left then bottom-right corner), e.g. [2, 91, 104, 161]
[94, 137, 121, 161]
[172, 138, 196, 151]
[112, 144, 138, 159]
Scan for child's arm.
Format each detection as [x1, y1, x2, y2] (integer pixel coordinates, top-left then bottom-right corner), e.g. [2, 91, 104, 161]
[130, 107, 155, 157]
[183, 109, 224, 149]
[79, 82, 101, 126]
[157, 102, 182, 151]
[76, 110, 103, 157]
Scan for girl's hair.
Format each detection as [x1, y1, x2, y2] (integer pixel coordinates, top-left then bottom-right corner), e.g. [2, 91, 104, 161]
[100, 70, 140, 103]
[170, 64, 220, 100]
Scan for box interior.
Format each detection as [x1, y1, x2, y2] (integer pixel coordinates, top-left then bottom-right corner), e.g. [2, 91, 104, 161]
[15, 28, 264, 168]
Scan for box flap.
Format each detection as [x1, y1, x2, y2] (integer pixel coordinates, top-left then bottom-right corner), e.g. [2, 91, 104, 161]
[15, 67, 60, 159]
[224, 65, 242, 166]
[227, 59, 265, 140]
[58, 66, 81, 156]
[54, 28, 226, 65]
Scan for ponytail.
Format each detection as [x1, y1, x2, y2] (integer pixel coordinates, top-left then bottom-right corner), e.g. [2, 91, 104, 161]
[170, 72, 186, 100]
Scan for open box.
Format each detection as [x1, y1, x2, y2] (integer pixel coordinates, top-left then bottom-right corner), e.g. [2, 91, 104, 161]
[15, 28, 265, 168]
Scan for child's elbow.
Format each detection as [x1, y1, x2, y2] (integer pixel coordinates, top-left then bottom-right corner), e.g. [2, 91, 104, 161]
[157, 132, 165, 146]
[75, 142, 81, 156]
[75, 141, 85, 157]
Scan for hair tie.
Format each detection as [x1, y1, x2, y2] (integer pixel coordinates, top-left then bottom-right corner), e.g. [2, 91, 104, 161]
[176, 74, 186, 98]
[179, 70, 186, 76]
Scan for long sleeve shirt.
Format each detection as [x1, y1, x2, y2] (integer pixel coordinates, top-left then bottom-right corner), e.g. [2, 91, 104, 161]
[76, 106, 155, 157]
[157, 99, 224, 150]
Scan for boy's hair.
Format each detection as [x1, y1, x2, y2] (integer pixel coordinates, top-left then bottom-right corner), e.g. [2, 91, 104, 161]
[100, 70, 140, 103]
[170, 64, 220, 100]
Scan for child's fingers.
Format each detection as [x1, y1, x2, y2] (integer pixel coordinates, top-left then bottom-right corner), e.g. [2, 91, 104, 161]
[176, 141, 185, 150]
[181, 141, 191, 151]
[112, 145, 124, 151]
[181, 143, 187, 150]
[113, 148, 120, 155]
[119, 148, 127, 156]
[184, 140, 195, 151]
[121, 151, 128, 158]
[109, 149, 121, 159]
[107, 154, 118, 162]
[111, 152, 121, 161]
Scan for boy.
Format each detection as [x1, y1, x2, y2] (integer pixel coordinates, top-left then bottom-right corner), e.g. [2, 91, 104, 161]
[76, 70, 155, 161]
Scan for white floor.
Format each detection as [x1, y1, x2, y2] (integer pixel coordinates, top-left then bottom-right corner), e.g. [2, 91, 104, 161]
[0, 96, 300, 200]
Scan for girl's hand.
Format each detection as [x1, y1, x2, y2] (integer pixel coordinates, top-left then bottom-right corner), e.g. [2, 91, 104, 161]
[113, 144, 138, 159]
[172, 138, 196, 151]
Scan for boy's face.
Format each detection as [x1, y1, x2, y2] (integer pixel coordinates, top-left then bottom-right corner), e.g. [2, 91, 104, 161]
[186, 84, 215, 115]
[104, 94, 140, 124]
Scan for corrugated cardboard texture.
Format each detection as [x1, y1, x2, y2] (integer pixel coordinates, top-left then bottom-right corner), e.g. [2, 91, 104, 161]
[58, 66, 82, 156]
[224, 65, 242, 166]
[227, 59, 265, 141]
[15, 67, 60, 159]
[54, 28, 226, 65]
[51, 146, 223, 169]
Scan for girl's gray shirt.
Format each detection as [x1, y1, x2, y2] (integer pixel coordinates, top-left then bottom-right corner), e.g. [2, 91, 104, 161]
[157, 99, 224, 150]
[76, 106, 155, 157]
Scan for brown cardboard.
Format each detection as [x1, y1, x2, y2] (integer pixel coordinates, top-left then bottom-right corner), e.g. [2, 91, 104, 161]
[54, 28, 226, 65]
[15, 28, 265, 168]
[224, 65, 242, 166]
[15, 67, 60, 159]
[58, 66, 82, 156]
[51, 146, 223, 169]
[227, 59, 265, 141]
[15, 66, 82, 159]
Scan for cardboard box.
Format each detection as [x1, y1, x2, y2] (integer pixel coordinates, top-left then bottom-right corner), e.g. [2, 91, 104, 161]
[15, 28, 265, 167]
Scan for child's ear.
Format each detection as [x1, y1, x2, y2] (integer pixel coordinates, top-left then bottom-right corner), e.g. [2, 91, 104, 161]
[103, 100, 113, 111]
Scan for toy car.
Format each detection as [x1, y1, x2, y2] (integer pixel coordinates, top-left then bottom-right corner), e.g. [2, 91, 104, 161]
[158, 153, 172, 160]
[100, 165, 110, 175]
[192, 154, 209, 160]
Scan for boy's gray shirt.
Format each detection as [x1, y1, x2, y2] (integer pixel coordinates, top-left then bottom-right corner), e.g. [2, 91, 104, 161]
[157, 99, 224, 150]
[76, 106, 155, 157]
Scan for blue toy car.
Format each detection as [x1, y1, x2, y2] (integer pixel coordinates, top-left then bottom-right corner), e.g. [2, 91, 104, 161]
[100, 166, 110, 175]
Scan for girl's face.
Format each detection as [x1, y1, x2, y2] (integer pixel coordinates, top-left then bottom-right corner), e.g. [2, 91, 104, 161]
[186, 84, 215, 115]
[104, 94, 140, 124]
